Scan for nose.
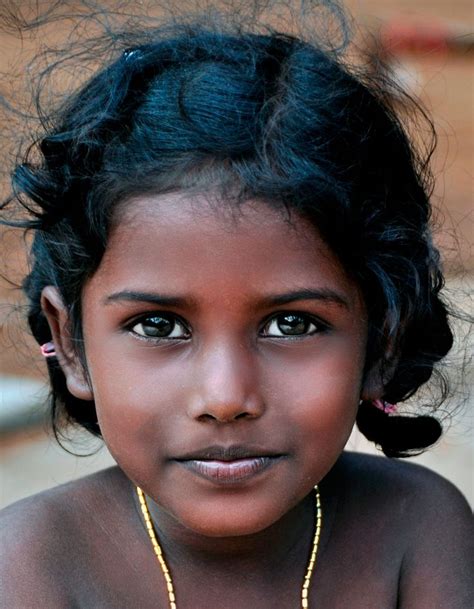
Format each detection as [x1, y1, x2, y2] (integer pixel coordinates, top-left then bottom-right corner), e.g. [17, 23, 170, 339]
[187, 342, 264, 423]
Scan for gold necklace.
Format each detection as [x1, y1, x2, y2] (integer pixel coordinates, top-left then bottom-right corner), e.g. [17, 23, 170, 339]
[137, 485, 322, 609]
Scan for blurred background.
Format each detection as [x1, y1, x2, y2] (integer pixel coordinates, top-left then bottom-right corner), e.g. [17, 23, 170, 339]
[1, 0, 472, 509]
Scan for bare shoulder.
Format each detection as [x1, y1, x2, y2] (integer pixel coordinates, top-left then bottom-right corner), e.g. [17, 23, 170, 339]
[334, 451, 472, 531]
[334, 452, 473, 609]
[0, 465, 128, 543]
[0, 466, 132, 609]
[338, 450, 471, 507]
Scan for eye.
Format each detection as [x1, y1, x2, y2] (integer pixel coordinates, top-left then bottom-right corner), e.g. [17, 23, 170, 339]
[129, 315, 190, 340]
[261, 313, 324, 338]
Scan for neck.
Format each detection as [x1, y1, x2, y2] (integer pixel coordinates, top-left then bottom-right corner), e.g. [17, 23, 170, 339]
[145, 490, 316, 577]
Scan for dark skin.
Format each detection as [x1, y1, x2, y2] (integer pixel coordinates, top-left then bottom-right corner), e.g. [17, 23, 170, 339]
[1, 195, 472, 608]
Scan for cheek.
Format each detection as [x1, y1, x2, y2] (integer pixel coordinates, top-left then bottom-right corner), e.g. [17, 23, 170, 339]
[87, 353, 180, 467]
[265, 344, 364, 455]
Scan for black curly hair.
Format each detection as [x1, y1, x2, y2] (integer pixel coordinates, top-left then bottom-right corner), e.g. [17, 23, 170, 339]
[1, 2, 453, 457]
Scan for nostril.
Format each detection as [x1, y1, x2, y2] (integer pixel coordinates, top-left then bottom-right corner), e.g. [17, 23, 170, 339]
[235, 412, 251, 420]
[195, 410, 255, 423]
[196, 413, 218, 423]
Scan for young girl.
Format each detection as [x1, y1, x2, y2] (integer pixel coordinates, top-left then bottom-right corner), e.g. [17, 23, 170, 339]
[1, 3, 472, 608]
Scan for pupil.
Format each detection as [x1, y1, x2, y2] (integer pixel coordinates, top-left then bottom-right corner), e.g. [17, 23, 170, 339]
[143, 316, 173, 337]
[278, 314, 308, 335]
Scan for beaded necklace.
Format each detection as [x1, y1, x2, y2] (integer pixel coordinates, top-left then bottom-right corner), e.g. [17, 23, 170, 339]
[137, 486, 322, 609]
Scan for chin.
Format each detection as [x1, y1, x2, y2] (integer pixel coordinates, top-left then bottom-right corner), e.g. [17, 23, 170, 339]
[183, 514, 276, 538]
[172, 497, 288, 539]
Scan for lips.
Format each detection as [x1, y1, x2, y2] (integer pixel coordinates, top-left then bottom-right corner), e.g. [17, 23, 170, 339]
[173, 445, 286, 485]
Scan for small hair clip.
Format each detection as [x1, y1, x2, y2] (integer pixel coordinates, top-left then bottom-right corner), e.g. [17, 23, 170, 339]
[373, 399, 397, 414]
[40, 342, 56, 358]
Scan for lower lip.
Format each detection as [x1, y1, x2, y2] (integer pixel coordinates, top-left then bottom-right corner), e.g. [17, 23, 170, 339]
[177, 457, 282, 484]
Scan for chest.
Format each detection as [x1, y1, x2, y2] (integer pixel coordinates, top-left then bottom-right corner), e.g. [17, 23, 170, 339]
[61, 527, 402, 609]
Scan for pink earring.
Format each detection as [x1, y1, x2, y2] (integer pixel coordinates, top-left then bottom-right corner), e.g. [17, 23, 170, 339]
[373, 399, 397, 414]
[40, 342, 56, 358]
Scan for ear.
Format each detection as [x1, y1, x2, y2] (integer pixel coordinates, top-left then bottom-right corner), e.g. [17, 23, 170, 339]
[360, 355, 398, 402]
[360, 364, 385, 402]
[41, 286, 93, 401]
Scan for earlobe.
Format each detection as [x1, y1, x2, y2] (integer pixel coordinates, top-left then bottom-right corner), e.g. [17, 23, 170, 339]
[360, 354, 398, 402]
[360, 362, 387, 402]
[40, 286, 93, 401]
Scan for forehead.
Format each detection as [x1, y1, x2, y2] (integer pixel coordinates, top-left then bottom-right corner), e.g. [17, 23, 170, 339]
[115, 192, 314, 241]
[88, 193, 362, 309]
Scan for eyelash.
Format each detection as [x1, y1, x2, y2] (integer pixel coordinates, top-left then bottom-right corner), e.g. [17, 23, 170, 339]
[126, 314, 191, 341]
[260, 313, 328, 339]
[126, 311, 330, 343]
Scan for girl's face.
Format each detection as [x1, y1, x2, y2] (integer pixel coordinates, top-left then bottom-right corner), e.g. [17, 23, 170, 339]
[59, 194, 369, 537]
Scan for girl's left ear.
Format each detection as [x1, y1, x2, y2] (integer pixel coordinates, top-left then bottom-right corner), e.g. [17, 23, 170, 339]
[360, 367, 384, 402]
[41, 286, 94, 401]
[360, 357, 398, 402]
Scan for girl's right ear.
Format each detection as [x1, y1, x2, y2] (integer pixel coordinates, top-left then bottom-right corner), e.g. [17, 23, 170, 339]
[40, 286, 93, 401]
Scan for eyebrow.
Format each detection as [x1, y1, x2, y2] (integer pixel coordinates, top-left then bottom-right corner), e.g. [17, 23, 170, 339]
[103, 288, 349, 309]
[265, 288, 349, 309]
[103, 291, 196, 308]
